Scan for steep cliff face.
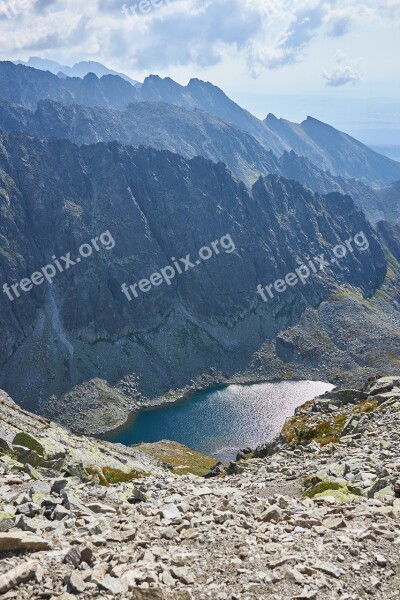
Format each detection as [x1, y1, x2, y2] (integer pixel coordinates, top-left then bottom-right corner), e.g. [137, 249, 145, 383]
[1, 62, 400, 187]
[0, 132, 396, 429]
[0, 99, 399, 223]
[0, 98, 280, 187]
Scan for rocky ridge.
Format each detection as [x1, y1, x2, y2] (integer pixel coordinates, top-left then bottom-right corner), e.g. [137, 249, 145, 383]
[0, 376, 399, 599]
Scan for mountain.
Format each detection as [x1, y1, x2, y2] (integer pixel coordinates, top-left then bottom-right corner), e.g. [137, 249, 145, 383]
[130, 75, 285, 155]
[277, 151, 400, 224]
[265, 114, 400, 187]
[1, 62, 399, 187]
[0, 97, 399, 222]
[129, 74, 400, 187]
[14, 57, 139, 86]
[0, 97, 280, 187]
[0, 61, 137, 110]
[1, 132, 399, 431]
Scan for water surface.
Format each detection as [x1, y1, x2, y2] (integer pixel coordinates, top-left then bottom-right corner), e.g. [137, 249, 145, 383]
[104, 381, 334, 461]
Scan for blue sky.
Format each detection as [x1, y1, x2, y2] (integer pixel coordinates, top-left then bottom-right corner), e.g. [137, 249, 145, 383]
[1, 0, 399, 145]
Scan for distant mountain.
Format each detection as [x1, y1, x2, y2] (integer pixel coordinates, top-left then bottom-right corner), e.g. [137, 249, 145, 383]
[0, 61, 138, 110]
[131, 75, 285, 155]
[0, 97, 280, 187]
[265, 114, 400, 188]
[0, 97, 398, 223]
[130, 75, 400, 187]
[0, 132, 395, 415]
[277, 151, 400, 224]
[1, 62, 399, 187]
[14, 57, 139, 86]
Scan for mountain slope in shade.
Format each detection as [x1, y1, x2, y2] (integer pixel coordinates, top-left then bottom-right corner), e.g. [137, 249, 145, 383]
[277, 151, 400, 224]
[0, 98, 280, 187]
[14, 57, 139, 86]
[265, 114, 400, 187]
[0, 61, 137, 110]
[0, 97, 398, 223]
[1, 62, 399, 187]
[131, 75, 286, 155]
[1, 132, 399, 426]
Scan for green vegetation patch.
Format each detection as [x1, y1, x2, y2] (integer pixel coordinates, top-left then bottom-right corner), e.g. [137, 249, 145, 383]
[138, 440, 218, 477]
[86, 465, 147, 486]
[282, 412, 348, 446]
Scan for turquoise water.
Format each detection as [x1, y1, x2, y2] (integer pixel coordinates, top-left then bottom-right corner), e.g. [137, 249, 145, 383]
[104, 381, 334, 461]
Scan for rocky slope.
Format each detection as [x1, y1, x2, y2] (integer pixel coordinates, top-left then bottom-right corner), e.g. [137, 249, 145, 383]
[1, 63, 400, 187]
[0, 376, 399, 599]
[0, 98, 280, 187]
[0, 99, 399, 222]
[1, 132, 400, 430]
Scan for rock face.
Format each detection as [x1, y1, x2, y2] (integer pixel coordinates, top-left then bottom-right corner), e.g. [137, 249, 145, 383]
[1, 62, 400, 186]
[0, 377, 399, 599]
[1, 132, 398, 429]
[0, 97, 281, 188]
[0, 100, 398, 221]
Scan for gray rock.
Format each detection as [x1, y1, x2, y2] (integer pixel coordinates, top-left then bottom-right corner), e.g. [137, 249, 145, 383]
[63, 546, 82, 568]
[69, 571, 87, 593]
[160, 504, 181, 520]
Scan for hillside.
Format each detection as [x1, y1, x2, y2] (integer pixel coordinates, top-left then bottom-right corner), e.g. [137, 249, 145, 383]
[1, 132, 400, 432]
[0, 377, 399, 598]
[1, 62, 399, 187]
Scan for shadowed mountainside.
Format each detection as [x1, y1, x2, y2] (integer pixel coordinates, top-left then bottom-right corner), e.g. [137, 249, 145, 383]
[1, 132, 399, 431]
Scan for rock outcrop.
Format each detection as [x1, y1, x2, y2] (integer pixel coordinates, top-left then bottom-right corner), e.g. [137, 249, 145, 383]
[1, 133, 399, 430]
[0, 377, 399, 599]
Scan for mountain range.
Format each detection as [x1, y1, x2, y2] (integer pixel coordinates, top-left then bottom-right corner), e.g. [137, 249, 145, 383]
[14, 57, 140, 86]
[1, 62, 400, 187]
[0, 61, 399, 430]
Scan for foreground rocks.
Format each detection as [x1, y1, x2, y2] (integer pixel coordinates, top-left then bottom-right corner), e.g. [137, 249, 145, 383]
[1, 377, 400, 599]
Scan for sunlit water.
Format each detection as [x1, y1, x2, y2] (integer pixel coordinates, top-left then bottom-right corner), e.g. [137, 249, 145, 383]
[104, 381, 334, 461]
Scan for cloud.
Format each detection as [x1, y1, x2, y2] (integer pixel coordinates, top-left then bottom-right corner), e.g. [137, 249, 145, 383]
[0, 0, 399, 77]
[323, 52, 362, 87]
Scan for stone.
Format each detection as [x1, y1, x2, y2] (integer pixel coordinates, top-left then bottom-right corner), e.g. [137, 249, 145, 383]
[313, 561, 342, 578]
[97, 574, 128, 595]
[86, 502, 117, 514]
[0, 513, 15, 532]
[51, 478, 70, 495]
[131, 590, 191, 599]
[128, 487, 149, 503]
[63, 546, 82, 568]
[0, 560, 39, 594]
[29, 481, 51, 496]
[394, 480, 400, 498]
[80, 546, 95, 565]
[160, 503, 181, 520]
[0, 532, 52, 552]
[260, 506, 283, 523]
[69, 571, 87, 593]
[322, 517, 346, 530]
[375, 554, 387, 567]
[52, 504, 71, 520]
[15, 502, 42, 517]
[61, 491, 92, 515]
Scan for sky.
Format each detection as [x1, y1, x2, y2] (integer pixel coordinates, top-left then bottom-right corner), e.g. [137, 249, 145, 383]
[0, 0, 399, 147]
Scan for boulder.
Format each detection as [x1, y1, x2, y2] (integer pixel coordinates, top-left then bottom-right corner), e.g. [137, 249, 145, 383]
[0, 532, 52, 552]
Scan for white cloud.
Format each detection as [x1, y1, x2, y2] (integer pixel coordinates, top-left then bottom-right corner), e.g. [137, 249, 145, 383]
[323, 52, 362, 87]
[0, 0, 399, 77]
